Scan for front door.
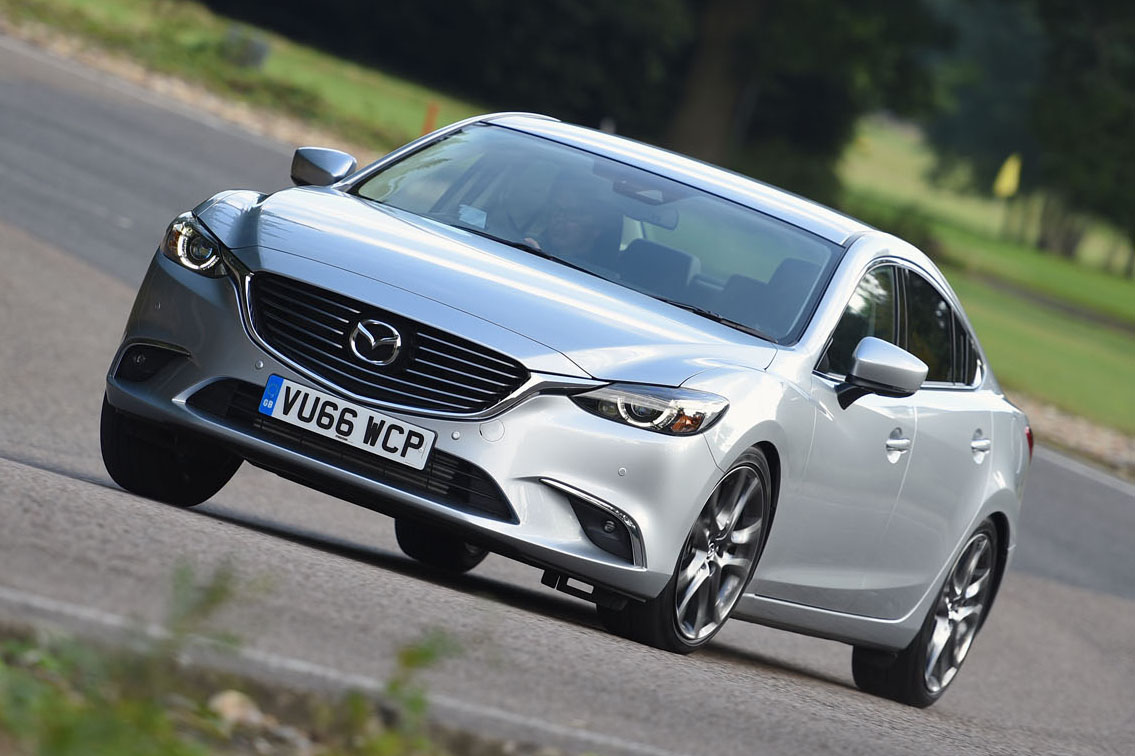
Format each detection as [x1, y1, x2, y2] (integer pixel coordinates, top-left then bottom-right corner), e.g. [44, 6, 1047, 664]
[752, 264, 914, 612]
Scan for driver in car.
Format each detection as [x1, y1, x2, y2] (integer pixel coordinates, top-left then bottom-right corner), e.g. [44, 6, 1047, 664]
[525, 178, 618, 265]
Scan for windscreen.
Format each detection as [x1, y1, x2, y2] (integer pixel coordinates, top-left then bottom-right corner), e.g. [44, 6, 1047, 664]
[355, 125, 842, 343]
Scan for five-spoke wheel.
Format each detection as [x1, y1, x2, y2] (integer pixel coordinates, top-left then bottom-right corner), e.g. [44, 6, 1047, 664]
[598, 447, 772, 653]
[673, 463, 768, 643]
[852, 519, 999, 707]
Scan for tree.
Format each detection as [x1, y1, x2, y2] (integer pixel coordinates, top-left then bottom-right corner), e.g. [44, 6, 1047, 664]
[1032, 0, 1135, 276]
[922, 0, 1044, 194]
[665, 0, 950, 203]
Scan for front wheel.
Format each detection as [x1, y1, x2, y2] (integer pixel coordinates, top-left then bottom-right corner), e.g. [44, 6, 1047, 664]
[394, 519, 488, 573]
[597, 448, 772, 653]
[100, 394, 242, 507]
[852, 519, 999, 707]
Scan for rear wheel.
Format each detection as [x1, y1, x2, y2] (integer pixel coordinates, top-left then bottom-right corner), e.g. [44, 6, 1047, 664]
[852, 519, 999, 707]
[394, 519, 488, 573]
[100, 394, 242, 507]
[597, 448, 772, 653]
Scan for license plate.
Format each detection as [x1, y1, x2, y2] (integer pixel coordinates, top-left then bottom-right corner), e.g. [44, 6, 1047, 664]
[257, 375, 436, 470]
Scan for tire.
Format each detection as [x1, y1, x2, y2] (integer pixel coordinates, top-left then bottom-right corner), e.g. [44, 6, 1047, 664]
[394, 518, 489, 573]
[852, 519, 1000, 707]
[100, 394, 242, 507]
[597, 447, 772, 653]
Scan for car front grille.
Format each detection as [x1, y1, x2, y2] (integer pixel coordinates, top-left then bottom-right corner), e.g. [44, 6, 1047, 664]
[248, 273, 529, 413]
[188, 380, 517, 523]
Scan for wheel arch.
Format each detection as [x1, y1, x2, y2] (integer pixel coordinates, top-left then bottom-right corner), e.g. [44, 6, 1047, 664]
[983, 510, 1011, 623]
[753, 440, 782, 535]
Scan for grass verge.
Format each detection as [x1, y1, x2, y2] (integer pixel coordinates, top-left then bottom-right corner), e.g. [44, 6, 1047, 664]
[948, 270, 1135, 435]
[2, 0, 1132, 441]
[0, 563, 528, 756]
[848, 188, 1135, 330]
[0, 0, 483, 154]
[840, 116, 1135, 277]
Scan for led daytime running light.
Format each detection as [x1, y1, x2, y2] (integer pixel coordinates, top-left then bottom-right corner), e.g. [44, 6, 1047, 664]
[161, 212, 226, 277]
[572, 384, 727, 436]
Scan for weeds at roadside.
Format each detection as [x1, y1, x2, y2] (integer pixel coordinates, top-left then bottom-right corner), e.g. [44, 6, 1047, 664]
[0, 562, 471, 755]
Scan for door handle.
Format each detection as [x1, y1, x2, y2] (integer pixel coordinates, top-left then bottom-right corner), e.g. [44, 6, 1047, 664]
[885, 437, 912, 453]
[971, 438, 992, 453]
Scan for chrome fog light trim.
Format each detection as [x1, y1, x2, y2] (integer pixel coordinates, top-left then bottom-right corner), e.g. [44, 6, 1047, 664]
[541, 478, 646, 568]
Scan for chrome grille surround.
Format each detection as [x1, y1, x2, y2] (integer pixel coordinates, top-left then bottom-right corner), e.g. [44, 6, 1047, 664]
[247, 273, 530, 414]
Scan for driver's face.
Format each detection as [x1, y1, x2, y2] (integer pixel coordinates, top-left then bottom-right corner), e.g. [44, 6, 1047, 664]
[546, 192, 601, 250]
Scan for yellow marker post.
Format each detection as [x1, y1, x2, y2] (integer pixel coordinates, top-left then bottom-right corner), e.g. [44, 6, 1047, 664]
[993, 153, 1021, 199]
[994, 153, 1022, 239]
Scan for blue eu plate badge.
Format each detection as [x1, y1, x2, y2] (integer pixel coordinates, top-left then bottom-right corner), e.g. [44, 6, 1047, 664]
[259, 374, 284, 415]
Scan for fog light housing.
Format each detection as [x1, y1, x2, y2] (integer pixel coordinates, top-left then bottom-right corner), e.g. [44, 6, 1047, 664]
[541, 478, 644, 566]
[114, 343, 187, 382]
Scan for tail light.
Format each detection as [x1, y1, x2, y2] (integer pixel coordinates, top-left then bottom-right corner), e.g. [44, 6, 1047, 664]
[1025, 424, 1034, 461]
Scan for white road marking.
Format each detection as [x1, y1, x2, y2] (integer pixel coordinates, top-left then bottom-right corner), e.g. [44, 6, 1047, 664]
[0, 583, 687, 756]
[1034, 445, 1135, 498]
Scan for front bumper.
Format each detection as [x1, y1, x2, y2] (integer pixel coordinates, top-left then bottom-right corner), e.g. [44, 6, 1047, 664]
[105, 251, 724, 600]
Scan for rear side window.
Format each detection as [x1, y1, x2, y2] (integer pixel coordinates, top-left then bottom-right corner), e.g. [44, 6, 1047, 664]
[818, 265, 898, 377]
[905, 272, 953, 382]
[953, 313, 981, 385]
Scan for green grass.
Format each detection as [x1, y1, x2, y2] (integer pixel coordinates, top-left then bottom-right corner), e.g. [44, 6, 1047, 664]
[949, 271, 1135, 434]
[847, 187, 1135, 328]
[1, 0, 483, 155]
[840, 116, 1135, 275]
[841, 116, 1135, 436]
[0, 563, 465, 755]
[5, 0, 1132, 436]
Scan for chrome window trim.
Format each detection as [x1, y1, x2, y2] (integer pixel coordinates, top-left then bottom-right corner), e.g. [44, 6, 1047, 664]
[814, 256, 986, 391]
[340, 113, 559, 191]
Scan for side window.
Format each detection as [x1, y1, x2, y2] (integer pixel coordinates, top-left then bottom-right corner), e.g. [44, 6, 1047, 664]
[818, 265, 898, 377]
[953, 314, 981, 385]
[905, 272, 953, 383]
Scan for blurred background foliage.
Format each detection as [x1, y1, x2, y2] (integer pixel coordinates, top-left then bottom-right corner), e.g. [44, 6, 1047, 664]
[207, 0, 1134, 277]
[2, 0, 1131, 432]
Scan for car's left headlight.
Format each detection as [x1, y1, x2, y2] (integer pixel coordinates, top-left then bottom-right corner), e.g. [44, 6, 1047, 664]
[160, 212, 226, 277]
[572, 384, 728, 435]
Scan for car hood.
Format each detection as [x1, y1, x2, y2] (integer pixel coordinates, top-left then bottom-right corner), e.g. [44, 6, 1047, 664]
[200, 187, 777, 384]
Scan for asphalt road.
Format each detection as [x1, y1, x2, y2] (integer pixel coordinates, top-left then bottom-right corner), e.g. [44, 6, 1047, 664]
[2, 34, 1133, 755]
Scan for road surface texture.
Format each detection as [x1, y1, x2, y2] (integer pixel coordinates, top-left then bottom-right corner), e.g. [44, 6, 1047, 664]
[1, 34, 1132, 756]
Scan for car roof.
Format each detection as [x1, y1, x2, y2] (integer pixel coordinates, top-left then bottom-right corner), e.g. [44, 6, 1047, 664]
[489, 114, 869, 246]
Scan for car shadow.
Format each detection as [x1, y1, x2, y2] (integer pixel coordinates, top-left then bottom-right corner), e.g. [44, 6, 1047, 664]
[701, 642, 855, 691]
[193, 507, 602, 630]
[194, 507, 856, 694]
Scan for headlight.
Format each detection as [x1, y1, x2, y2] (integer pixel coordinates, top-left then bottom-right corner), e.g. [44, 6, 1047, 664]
[571, 384, 728, 435]
[160, 212, 226, 277]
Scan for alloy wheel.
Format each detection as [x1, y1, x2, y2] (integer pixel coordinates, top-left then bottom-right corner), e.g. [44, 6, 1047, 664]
[925, 530, 995, 693]
[673, 465, 766, 642]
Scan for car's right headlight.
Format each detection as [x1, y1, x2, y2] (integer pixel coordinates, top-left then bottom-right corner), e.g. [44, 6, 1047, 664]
[160, 212, 226, 277]
[571, 384, 728, 435]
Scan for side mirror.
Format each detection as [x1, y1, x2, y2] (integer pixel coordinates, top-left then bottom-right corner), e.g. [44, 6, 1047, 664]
[290, 147, 357, 187]
[837, 337, 928, 409]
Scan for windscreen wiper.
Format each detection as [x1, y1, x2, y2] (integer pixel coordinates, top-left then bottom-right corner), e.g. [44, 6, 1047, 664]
[651, 296, 779, 344]
[452, 224, 603, 280]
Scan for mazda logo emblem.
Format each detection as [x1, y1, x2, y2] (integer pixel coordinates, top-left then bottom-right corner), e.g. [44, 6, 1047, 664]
[349, 319, 402, 366]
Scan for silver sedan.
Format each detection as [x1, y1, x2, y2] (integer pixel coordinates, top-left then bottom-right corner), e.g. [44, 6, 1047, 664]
[101, 113, 1031, 707]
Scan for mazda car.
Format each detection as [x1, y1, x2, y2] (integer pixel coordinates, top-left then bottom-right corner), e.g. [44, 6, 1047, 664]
[101, 112, 1031, 706]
